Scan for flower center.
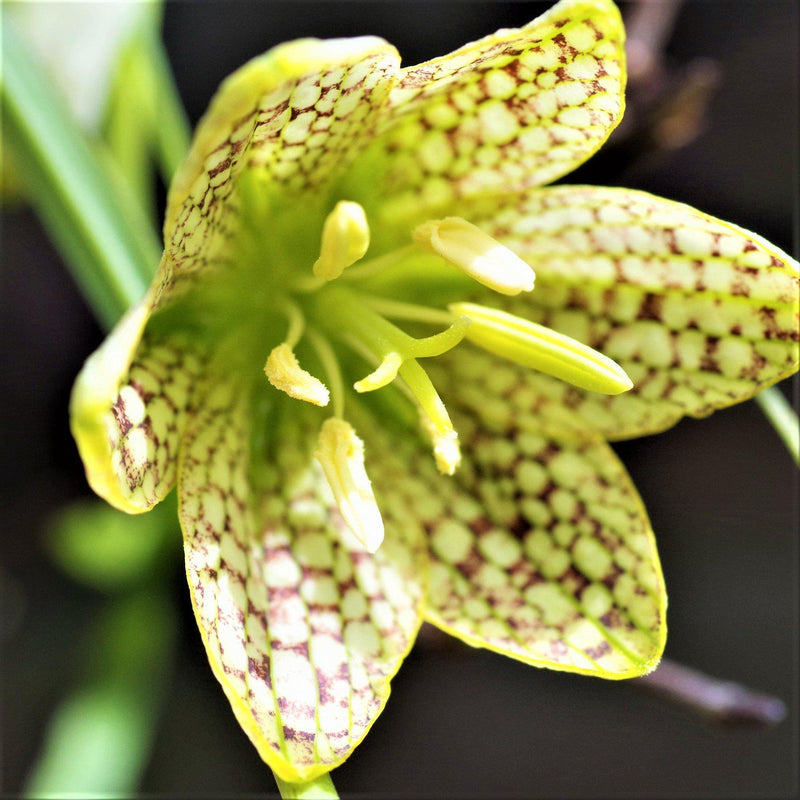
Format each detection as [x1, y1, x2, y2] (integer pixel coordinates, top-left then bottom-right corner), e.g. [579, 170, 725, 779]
[257, 199, 632, 552]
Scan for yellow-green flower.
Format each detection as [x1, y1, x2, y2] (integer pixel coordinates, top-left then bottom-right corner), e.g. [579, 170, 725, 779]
[70, 0, 799, 783]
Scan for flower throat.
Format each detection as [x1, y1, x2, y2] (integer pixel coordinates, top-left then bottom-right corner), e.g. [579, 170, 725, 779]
[253, 198, 632, 554]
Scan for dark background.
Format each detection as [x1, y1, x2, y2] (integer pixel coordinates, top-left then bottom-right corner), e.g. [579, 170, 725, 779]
[2, 2, 797, 797]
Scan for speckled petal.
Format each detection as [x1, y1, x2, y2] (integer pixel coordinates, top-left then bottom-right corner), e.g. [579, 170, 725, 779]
[420, 408, 666, 678]
[456, 185, 800, 439]
[347, 0, 625, 240]
[71, 37, 402, 512]
[179, 386, 426, 782]
[156, 37, 400, 308]
[71, 299, 205, 513]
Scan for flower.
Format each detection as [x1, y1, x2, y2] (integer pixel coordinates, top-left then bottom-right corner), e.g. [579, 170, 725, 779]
[70, 0, 799, 784]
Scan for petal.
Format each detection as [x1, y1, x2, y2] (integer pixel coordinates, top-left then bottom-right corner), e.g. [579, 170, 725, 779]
[456, 185, 800, 439]
[70, 298, 204, 513]
[421, 407, 666, 678]
[179, 383, 426, 781]
[73, 37, 402, 512]
[160, 37, 400, 306]
[345, 0, 625, 239]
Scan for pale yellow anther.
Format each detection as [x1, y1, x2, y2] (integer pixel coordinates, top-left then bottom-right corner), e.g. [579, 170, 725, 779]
[314, 418, 384, 552]
[449, 302, 633, 395]
[312, 200, 371, 281]
[412, 217, 535, 296]
[265, 343, 330, 406]
[354, 351, 403, 393]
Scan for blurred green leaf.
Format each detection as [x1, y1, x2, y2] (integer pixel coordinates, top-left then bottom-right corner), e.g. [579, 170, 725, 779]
[46, 497, 176, 593]
[1, 22, 158, 328]
[24, 592, 176, 798]
[24, 680, 152, 799]
[104, 5, 191, 216]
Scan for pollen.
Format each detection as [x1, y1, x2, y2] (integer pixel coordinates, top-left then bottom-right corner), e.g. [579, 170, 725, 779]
[265, 343, 330, 406]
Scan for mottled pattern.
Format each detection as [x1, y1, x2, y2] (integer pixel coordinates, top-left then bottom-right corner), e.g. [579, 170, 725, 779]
[457, 185, 800, 438]
[413, 408, 664, 676]
[104, 333, 202, 510]
[180, 387, 426, 781]
[353, 0, 624, 237]
[69, 0, 799, 782]
[152, 40, 401, 308]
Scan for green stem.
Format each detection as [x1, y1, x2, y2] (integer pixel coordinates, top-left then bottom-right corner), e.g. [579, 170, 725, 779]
[273, 772, 339, 800]
[754, 386, 799, 467]
[2, 23, 159, 328]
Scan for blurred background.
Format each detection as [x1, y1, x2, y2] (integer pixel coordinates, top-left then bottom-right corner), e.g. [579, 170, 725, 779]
[1, 1, 797, 797]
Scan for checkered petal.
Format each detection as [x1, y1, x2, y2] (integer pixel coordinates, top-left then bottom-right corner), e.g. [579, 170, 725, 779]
[420, 405, 666, 678]
[447, 185, 799, 439]
[345, 0, 626, 243]
[180, 385, 426, 782]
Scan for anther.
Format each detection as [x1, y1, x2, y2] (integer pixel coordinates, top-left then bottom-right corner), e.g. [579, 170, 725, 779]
[449, 302, 633, 395]
[315, 418, 384, 552]
[413, 217, 535, 296]
[313, 200, 370, 281]
[265, 344, 331, 406]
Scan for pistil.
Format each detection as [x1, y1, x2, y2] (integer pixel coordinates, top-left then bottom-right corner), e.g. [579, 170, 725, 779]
[313, 286, 465, 474]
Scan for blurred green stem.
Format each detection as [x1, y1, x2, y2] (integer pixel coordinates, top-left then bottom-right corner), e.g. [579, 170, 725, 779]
[105, 17, 191, 216]
[274, 772, 339, 800]
[1, 23, 159, 328]
[755, 386, 800, 467]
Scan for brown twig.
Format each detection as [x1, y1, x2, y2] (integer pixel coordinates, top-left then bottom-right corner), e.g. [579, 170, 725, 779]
[634, 658, 787, 727]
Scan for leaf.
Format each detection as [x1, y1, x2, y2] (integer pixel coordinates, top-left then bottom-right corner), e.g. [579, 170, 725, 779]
[1, 23, 158, 327]
[47, 498, 175, 592]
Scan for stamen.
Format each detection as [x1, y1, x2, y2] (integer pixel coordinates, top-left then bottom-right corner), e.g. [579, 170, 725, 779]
[264, 297, 329, 406]
[313, 200, 370, 281]
[412, 217, 535, 296]
[399, 359, 461, 475]
[280, 294, 306, 349]
[314, 418, 384, 552]
[265, 344, 330, 406]
[362, 297, 455, 326]
[450, 302, 633, 395]
[306, 328, 346, 419]
[339, 244, 416, 282]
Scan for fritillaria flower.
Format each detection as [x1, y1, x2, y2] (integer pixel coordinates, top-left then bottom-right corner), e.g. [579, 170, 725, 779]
[71, 0, 799, 782]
